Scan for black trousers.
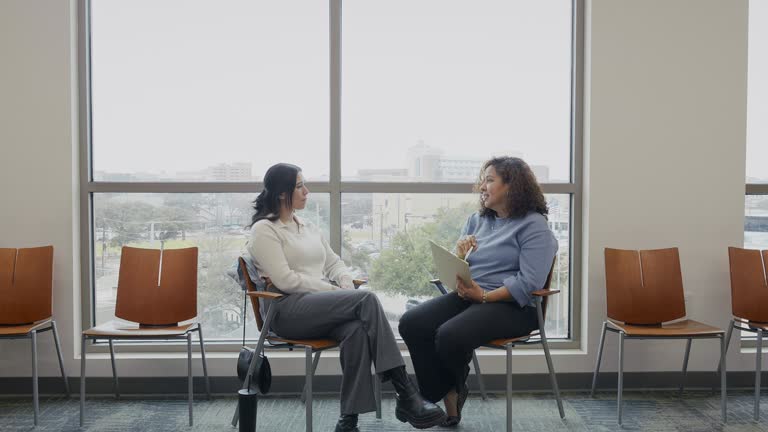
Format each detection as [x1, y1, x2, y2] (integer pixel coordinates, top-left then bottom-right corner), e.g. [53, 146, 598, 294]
[399, 292, 538, 403]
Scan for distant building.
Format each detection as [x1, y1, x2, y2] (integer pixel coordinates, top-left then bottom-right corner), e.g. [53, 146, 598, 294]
[357, 168, 408, 182]
[176, 162, 253, 181]
[407, 141, 443, 179]
[435, 157, 486, 181]
[208, 162, 252, 181]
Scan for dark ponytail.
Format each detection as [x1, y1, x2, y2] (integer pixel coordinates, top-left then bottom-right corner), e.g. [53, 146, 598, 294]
[248, 163, 302, 228]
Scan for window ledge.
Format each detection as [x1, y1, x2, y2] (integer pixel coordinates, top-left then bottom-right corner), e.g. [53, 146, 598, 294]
[81, 345, 586, 360]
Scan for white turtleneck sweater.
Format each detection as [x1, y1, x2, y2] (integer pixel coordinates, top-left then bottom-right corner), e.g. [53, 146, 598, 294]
[247, 215, 354, 294]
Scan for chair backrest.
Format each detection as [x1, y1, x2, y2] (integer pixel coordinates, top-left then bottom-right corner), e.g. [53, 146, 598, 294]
[727, 247, 768, 323]
[604, 247, 686, 325]
[540, 256, 557, 320]
[0, 246, 54, 325]
[238, 257, 265, 331]
[114, 246, 198, 326]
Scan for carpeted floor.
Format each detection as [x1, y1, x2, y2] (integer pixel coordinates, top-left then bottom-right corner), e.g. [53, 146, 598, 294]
[0, 390, 766, 431]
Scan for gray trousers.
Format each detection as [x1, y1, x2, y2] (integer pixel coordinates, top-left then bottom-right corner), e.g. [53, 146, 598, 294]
[270, 289, 405, 415]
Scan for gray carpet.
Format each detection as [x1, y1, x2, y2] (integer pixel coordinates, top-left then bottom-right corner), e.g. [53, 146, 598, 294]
[0, 391, 766, 431]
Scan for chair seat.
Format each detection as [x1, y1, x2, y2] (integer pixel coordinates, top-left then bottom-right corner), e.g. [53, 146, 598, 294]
[0, 318, 52, 336]
[485, 330, 539, 348]
[268, 336, 339, 350]
[83, 320, 198, 337]
[610, 319, 723, 336]
[741, 320, 768, 331]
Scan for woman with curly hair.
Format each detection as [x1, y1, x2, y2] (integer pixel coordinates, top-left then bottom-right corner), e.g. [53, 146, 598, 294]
[398, 156, 558, 427]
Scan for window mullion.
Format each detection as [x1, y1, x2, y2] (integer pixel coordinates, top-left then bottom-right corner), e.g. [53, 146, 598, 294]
[329, 0, 342, 253]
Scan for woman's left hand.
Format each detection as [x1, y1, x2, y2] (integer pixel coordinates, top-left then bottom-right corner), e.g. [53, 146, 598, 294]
[456, 276, 484, 303]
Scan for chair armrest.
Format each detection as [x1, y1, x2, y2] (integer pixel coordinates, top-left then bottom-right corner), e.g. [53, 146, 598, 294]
[429, 279, 449, 295]
[532, 289, 560, 297]
[247, 291, 284, 300]
[353, 279, 367, 289]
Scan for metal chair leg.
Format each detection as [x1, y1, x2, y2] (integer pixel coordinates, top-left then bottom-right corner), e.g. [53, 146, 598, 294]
[108, 339, 119, 399]
[756, 330, 762, 422]
[715, 320, 735, 394]
[51, 321, 70, 397]
[541, 331, 565, 418]
[232, 307, 278, 427]
[188, 333, 193, 427]
[471, 350, 488, 401]
[680, 338, 692, 396]
[80, 334, 86, 427]
[617, 332, 625, 425]
[197, 325, 211, 399]
[305, 346, 313, 432]
[301, 351, 322, 404]
[720, 334, 727, 422]
[591, 321, 608, 397]
[31, 330, 39, 426]
[505, 344, 513, 432]
[374, 372, 382, 419]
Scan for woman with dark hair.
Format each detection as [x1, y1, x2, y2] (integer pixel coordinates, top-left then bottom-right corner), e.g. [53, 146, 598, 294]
[398, 156, 558, 427]
[247, 163, 446, 432]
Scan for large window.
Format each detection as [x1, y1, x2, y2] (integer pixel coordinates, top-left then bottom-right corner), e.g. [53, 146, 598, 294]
[742, 1, 768, 345]
[746, 0, 768, 250]
[81, 0, 581, 344]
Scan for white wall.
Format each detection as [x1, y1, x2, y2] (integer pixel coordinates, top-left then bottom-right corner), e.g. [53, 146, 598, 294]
[0, 0, 753, 380]
[0, 0, 81, 377]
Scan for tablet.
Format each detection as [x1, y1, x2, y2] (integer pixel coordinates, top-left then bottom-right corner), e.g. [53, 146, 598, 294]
[429, 240, 472, 292]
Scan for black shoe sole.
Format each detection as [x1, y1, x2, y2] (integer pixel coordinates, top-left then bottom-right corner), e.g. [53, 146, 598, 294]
[395, 408, 447, 429]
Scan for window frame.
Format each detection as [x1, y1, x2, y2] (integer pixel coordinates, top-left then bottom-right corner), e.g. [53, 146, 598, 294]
[740, 0, 768, 349]
[78, 0, 585, 352]
[741, 186, 768, 350]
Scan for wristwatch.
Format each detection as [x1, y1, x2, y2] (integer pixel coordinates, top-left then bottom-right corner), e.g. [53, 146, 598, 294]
[481, 290, 488, 304]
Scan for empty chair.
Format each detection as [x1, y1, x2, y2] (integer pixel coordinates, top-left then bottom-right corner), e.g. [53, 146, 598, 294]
[0, 246, 68, 426]
[80, 246, 210, 427]
[724, 247, 768, 421]
[231, 257, 380, 432]
[591, 247, 726, 425]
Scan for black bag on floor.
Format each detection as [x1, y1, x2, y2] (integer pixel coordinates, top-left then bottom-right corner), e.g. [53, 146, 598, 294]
[237, 346, 272, 394]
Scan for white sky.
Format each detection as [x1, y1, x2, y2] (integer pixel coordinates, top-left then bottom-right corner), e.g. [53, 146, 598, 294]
[747, 0, 768, 182]
[90, 0, 572, 181]
[90, 1, 766, 182]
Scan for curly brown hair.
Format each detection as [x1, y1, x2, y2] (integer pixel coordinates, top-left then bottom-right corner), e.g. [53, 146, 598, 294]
[475, 156, 549, 219]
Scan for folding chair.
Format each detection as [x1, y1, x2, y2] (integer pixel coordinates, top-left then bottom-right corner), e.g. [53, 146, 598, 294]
[0, 246, 68, 426]
[591, 247, 726, 425]
[723, 247, 768, 420]
[80, 246, 210, 427]
[430, 258, 565, 432]
[231, 257, 381, 432]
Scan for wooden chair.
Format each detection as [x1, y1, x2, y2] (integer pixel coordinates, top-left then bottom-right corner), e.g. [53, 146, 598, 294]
[430, 259, 565, 432]
[591, 248, 726, 425]
[80, 246, 210, 427]
[231, 257, 380, 432]
[0, 246, 68, 426]
[723, 247, 768, 421]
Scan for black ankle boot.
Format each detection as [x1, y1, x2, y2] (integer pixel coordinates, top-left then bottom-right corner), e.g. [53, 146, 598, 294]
[334, 414, 359, 432]
[384, 366, 446, 429]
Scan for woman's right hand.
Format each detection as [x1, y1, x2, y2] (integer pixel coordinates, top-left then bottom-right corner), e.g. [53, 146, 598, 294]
[455, 235, 477, 259]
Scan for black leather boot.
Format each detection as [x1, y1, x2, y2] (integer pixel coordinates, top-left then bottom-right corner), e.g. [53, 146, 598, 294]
[384, 366, 446, 429]
[334, 414, 359, 432]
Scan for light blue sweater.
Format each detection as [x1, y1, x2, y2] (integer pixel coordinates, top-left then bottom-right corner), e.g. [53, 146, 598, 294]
[460, 211, 558, 307]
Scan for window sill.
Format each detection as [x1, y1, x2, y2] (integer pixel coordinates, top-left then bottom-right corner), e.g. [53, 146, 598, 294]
[83, 341, 584, 359]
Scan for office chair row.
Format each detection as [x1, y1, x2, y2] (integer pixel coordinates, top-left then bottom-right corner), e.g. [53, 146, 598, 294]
[1, 245, 766, 430]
